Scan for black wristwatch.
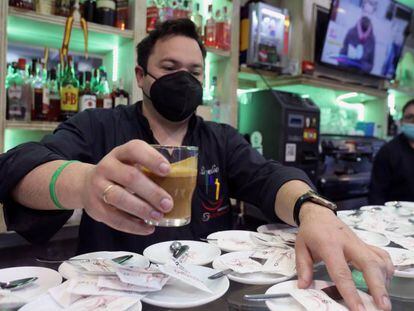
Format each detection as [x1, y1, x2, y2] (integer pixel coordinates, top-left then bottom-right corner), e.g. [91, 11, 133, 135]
[293, 190, 337, 226]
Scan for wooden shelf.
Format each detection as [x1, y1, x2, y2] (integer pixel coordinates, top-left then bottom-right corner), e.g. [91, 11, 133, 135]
[8, 7, 134, 55]
[5, 120, 60, 131]
[238, 66, 388, 98]
[206, 47, 231, 61]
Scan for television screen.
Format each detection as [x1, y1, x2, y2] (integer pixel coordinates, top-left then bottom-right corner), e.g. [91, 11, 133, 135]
[321, 0, 412, 79]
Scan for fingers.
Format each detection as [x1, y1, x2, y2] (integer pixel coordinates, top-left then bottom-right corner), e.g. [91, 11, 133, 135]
[368, 246, 395, 281]
[323, 249, 364, 311]
[86, 196, 155, 235]
[102, 183, 165, 222]
[295, 235, 314, 288]
[113, 140, 171, 176]
[98, 159, 173, 213]
[360, 261, 392, 311]
[346, 245, 393, 311]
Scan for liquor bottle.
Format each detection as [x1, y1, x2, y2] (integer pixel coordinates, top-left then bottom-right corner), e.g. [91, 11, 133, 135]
[60, 56, 79, 121]
[182, 0, 190, 18]
[159, 0, 173, 23]
[210, 76, 220, 122]
[113, 78, 129, 107]
[214, 9, 222, 49]
[240, 0, 259, 64]
[115, 0, 129, 30]
[83, 0, 95, 22]
[9, 0, 34, 10]
[55, 0, 73, 16]
[96, 0, 116, 26]
[172, 0, 181, 19]
[91, 68, 100, 94]
[32, 60, 47, 120]
[222, 6, 231, 51]
[146, 0, 159, 32]
[47, 69, 61, 122]
[79, 71, 97, 111]
[7, 58, 31, 121]
[204, 4, 216, 48]
[5, 64, 14, 91]
[190, 2, 202, 37]
[96, 72, 113, 108]
[35, 0, 55, 14]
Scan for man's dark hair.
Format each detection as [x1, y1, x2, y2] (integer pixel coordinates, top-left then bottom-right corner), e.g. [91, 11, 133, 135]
[402, 99, 414, 116]
[137, 19, 206, 73]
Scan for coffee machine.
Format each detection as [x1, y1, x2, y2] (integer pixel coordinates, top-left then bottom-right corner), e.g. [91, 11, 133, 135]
[318, 134, 385, 209]
[238, 90, 320, 184]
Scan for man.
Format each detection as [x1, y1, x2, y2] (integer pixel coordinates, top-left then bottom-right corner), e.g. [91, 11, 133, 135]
[0, 20, 392, 311]
[339, 0, 377, 73]
[369, 100, 414, 204]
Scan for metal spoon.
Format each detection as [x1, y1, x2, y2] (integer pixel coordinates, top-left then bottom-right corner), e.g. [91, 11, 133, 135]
[36, 254, 133, 264]
[170, 241, 182, 256]
[0, 277, 38, 290]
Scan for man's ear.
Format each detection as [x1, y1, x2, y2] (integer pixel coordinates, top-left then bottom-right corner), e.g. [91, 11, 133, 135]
[135, 66, 145, 88]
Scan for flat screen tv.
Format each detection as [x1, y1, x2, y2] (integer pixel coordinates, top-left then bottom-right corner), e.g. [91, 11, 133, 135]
[320, 0, 412, 79]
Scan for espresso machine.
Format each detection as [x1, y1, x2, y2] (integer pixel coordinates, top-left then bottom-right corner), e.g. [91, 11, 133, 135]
[317, 134, 385, 209]
[238, 90, 320, 184]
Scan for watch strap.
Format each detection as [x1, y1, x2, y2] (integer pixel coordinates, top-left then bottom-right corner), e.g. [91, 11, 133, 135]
[293, 192, 312, 227]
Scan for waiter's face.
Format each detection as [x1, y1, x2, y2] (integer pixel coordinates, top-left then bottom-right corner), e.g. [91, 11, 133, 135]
[136, 35, 204, 95]
[402, 104, 414, 124]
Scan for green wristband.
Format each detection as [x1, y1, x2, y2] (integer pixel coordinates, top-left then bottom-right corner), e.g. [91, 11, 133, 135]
[49, 160, 79, 210]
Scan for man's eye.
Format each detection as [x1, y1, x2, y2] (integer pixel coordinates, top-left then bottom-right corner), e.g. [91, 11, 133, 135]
[192, 72, 201, 76]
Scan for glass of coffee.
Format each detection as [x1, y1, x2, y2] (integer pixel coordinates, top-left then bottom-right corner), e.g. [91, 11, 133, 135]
[143, 145, 198, 227]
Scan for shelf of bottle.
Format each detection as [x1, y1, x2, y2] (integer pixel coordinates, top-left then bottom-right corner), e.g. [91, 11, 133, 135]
[7, 7, 134, 55]
[5, 120, 60, 131]
[206, 47, 230, 57]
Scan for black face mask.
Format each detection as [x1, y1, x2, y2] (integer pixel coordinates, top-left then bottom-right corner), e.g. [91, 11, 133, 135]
[143, 70, 203, 122]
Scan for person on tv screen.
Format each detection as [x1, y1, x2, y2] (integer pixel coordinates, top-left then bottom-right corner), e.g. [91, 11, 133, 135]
[339, 0, 377, 73]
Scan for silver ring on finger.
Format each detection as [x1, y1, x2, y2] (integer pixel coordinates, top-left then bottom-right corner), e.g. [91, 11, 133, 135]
[102, 184, 116, 205]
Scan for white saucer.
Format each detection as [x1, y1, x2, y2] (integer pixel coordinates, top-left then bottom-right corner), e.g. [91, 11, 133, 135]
[212, 251, 295, 285]
[382, 247, 414, 278]
[0, 266, 62, 309]
[143, 240, 221, 266]
[352, 229, 390, 247]
[207, 230, 258, 252]
[265, 280, 375, 311]
[58, 251, 149, 279]
[19, 292, 142, 311]
[142, 264, 229, 309]
[257, 223, 298, 234]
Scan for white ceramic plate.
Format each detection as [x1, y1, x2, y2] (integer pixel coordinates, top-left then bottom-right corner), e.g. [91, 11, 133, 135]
[265, 280, 375, 311]
[58, 251, 149, 280]
[352, 229, 390, 247]
[142, 264, 229, 309]
[382, 247, 414, 278]
[359, 205, 388, 212]
[19, 292, 142, 311]
[257, 223, 298, 234]
[385, 201, 414, 209]
[212, 251, 295, 285]
[0, 266, 62, 309]
[143, 240, 221, 266]
[207, 230, 257, 252]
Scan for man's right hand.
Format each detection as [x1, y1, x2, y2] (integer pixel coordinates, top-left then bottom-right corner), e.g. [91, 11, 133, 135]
[81, 140, 173, 235]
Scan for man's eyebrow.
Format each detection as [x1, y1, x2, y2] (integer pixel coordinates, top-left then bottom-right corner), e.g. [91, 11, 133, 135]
[159, 58, 181, 65]
[159, 58, 203, 68]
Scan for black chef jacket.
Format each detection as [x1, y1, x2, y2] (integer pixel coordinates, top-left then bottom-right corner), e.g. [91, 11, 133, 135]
[0, 102, 312, 254]
[369, 134, 414, 205]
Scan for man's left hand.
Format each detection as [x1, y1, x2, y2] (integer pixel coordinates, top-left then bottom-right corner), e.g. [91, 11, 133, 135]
[295, 203, 394, 311]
